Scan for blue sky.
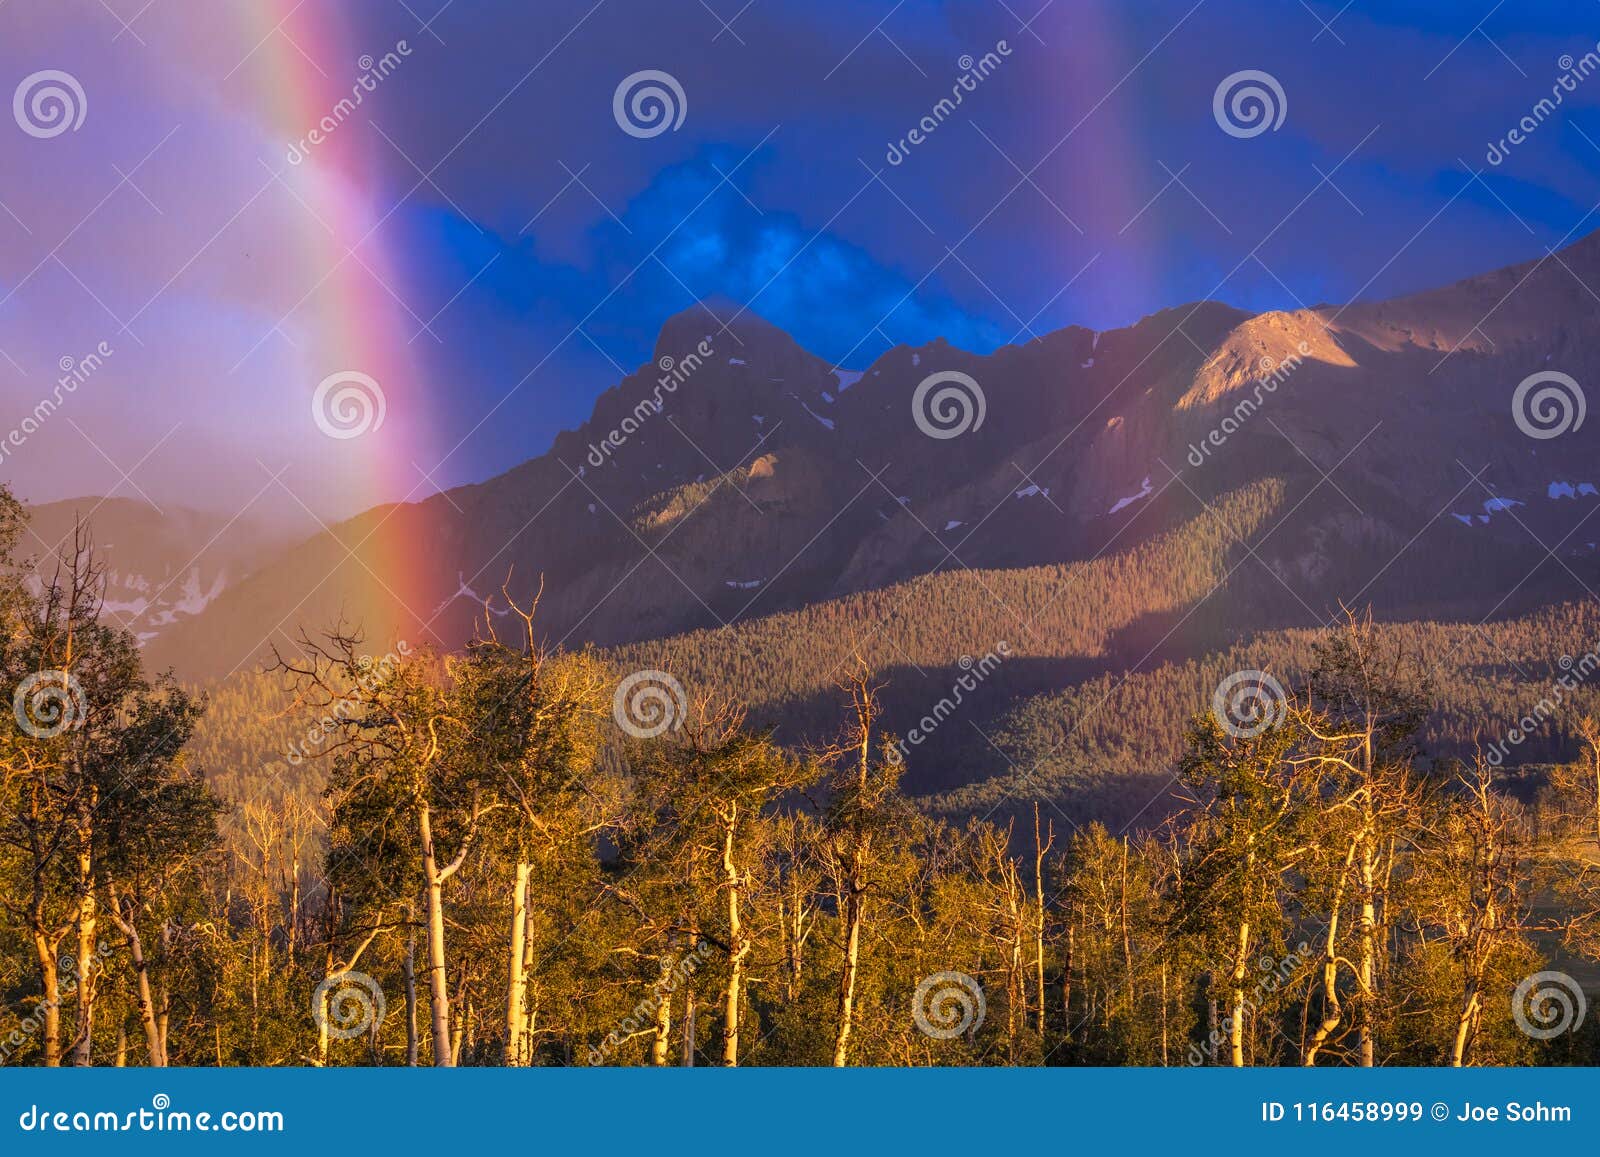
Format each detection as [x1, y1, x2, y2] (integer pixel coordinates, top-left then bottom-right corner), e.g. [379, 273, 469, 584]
[3, 0, 1600, 518]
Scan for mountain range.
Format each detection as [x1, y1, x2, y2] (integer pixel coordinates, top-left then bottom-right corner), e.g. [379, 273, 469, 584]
[33, 231, 1600, 823]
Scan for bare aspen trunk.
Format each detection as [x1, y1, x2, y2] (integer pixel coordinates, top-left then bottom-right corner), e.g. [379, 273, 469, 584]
[156, 924, 170, 1064]
[1033, 809, 1049, 1036]
[1592, 753, 1599, 848]
[404, 926, 419, 1066]
[117, 908, 164, 1065]
[1305, 955, 1343, 1066]
[1356, 729, 1378, 1069]
[1160, 962, 1170, 1066]
[1061, 912, 1075, 1041]
[721, 809, 746, 1067]
[288, 859, 302, 963]
[316, 935, 332, 1066]
[1450, 986, 1479, 1067]
[417, 802, 454, 1066]
[1359, 846, 1377, 1067]
[504, 863, 530, 1065]
[30, 926, 62, 1067]
[782, 887, 805, 1001]
[1304, 842, 1354, 1066]
[832, 683, 874, 1067]
[681, 915, 698, 1068]
[651, 984, 673, 1066]
[70, 795, 97, 1067]
[316, 985, 330, 1066]
[1008, 936, 1021, 1062]
[1230, 919, 1251, 1068]
[832, 873, 862, 1066]
[1120, 840, 1133, 1020]
[682, 989, 697, 1067]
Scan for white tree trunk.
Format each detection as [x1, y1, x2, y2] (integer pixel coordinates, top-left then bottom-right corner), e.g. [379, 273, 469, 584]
[1229, 919, 1251, 1068]
[504, 863, 530, 1065]
[417, 803, 454, 1066]
[721, 810, 745, 1068]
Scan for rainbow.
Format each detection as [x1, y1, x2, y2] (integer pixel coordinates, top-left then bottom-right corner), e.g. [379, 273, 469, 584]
[233, 2, 446, 644]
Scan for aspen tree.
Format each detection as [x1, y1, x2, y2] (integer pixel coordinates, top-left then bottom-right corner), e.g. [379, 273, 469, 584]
[823, 665, 903, 1066]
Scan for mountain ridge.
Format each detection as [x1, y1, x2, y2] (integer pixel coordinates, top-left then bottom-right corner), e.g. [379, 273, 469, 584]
[29, 228, 1595, 695]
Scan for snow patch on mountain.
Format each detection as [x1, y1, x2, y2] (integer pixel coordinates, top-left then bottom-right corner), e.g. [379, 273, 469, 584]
[436, 572, 510, 616]
[799, 399, 835, 430]
[1108, 477, 1153, 514]
[172, 568, 227, 615]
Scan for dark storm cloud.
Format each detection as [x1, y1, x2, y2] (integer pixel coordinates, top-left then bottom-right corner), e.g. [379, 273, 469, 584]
[4, 0, 1600, 514]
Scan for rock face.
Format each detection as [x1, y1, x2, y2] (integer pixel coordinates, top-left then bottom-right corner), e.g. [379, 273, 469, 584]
[119, 230, 1600, 681]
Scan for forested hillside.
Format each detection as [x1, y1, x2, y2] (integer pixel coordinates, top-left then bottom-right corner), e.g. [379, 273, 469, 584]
[4, 488, 1600, 1069]
[11, 231, 1600, 1069]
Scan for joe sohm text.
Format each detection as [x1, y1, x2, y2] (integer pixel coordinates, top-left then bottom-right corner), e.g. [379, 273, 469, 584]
[1260, 1100, 1573, 1124]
